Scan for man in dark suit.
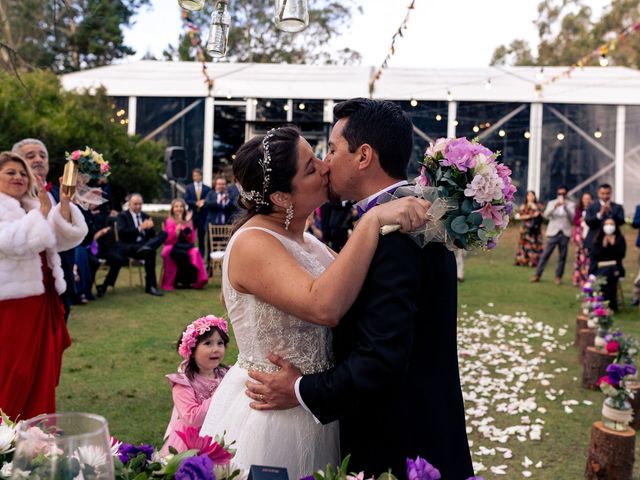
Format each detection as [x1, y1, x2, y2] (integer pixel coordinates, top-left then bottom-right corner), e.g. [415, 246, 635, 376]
[184, 168, 211, 256]
[584, 183, 625, 252]
[97, 193, 167, 297]
[204, 176, 235, 227]
[245, 99, 473, 478]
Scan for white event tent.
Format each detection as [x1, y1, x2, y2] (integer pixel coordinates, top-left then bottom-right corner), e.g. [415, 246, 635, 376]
[61, 61, 640, 211]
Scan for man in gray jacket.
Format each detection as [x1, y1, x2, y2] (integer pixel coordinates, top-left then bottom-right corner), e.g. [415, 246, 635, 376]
[531, 185, 576, 284]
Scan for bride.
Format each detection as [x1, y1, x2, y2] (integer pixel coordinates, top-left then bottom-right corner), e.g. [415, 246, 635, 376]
[200, 126, 427, 477]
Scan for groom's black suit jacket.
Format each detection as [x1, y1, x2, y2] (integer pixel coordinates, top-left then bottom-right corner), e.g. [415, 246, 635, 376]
[299, 234, 473, 479]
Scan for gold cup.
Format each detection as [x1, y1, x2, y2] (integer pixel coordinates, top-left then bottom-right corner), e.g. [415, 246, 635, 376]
[61, 159, 79, 197]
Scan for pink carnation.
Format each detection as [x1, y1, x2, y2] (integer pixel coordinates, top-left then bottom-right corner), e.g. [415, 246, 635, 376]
[100, 163, 110, 174]
[416, 166, 430, 187]
[71, 150, 82, 161]
[441, 137, 477, 172]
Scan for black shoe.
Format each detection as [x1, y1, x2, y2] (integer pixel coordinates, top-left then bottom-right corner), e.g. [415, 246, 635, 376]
[96, 284, 107, 298]
[145, 286, 164, 296]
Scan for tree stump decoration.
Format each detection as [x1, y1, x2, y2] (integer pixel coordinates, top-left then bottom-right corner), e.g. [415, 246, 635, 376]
[576, 315, 590, 345]
[578, 328, 597, 364]
[582, 347, 617, 389]
[585, 421, 635, 480]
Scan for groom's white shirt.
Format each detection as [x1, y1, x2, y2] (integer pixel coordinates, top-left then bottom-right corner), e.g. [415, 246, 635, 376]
[294, 179, 409, 421]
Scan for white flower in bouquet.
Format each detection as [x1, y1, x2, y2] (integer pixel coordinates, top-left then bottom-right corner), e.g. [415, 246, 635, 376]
[0, 461, 12, 479]
[109, 437, 122, 457]
[75, 445, 107, 469]
[0, 423, 16, 455]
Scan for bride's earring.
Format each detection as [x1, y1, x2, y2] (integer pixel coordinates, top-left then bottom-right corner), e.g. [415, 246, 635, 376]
[284, 204, 294, 230]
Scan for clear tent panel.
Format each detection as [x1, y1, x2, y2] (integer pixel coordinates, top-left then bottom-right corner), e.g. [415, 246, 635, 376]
[624, 105, 640, 215]
[540, 103, 616, 203]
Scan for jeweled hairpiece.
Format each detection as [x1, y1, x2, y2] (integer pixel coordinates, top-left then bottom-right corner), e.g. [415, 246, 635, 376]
[240, 128, 277, 209]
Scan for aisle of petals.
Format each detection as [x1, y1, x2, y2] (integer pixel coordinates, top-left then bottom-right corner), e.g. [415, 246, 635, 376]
[458, 306, 577, 477]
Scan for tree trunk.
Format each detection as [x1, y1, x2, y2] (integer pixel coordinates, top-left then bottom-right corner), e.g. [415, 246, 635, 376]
[585, 421, 635, 480]
[576, 315, 590, 345]
[0, 0, 15, 69]
[578, 328, 596, 364]
[582, 347, 616, 390]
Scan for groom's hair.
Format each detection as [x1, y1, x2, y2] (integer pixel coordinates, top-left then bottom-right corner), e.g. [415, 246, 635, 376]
[333, 98, 413, 179]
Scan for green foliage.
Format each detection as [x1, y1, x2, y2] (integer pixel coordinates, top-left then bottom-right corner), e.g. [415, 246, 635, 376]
[491, 0, 640, 68]
[0, 69, 165, 204]
[163, 0, 363, 65]
[0, 0, 151, 73]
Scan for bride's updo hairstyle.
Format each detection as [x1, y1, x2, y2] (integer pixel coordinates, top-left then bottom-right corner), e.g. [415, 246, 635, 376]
[232, 126, 301, 232]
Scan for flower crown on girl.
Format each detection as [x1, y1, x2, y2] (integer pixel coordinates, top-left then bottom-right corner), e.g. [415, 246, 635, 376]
[178, 315, 229, 360]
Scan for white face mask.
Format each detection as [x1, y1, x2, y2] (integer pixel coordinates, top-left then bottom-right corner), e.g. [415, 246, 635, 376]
[603, 225, 616, 235]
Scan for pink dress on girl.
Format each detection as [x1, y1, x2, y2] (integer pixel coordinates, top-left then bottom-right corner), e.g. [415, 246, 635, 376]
[160, 366, 229, 455]
[160, 217, 208, 290]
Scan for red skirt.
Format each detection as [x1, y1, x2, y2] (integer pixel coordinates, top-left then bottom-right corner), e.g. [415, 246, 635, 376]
[0, 253, 71, 421]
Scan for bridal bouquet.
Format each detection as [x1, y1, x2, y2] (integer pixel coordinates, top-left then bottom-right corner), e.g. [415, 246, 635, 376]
[381, 137, 516, 251]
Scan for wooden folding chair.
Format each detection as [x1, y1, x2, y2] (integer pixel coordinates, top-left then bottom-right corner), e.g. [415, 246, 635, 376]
[208, 224, 233, 278]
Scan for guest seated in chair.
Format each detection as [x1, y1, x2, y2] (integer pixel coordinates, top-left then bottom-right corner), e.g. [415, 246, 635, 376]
[590, 218, 626, 312]
[97, 193, 167, 297]
[161, 199, 208, 290]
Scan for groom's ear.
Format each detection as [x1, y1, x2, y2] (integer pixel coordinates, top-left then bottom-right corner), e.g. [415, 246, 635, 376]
[357, 144, 375, 171]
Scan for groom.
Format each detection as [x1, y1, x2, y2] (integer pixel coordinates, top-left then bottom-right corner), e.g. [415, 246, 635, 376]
[246, 98, 474, 478]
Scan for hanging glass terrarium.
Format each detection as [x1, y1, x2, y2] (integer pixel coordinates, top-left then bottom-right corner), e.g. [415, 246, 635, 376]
[274, 0, 309, 33]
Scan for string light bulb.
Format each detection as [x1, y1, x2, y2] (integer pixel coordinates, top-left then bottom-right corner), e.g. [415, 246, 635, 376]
[599, 54, 609, 67]
[472, 125, 480, 133]
[498, 129, 506, 137]
[435, 114, 442, 121]
[454, 120, 459, 126]
[594, 128, 603, 139]
[410, 98, 418, 107]
[284, 104, 290, 111]
[446, 90, 453, 102]
[485, 79, 492, 90]
[524, 131, 531, 139]
[298, 102, 306, 110]
[557, 132, 565, 141]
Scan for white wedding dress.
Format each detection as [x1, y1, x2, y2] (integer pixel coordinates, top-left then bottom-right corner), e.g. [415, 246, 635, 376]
[200, 227, 339, 478]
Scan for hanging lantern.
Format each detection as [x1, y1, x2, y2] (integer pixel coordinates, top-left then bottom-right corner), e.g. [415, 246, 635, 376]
[206, 1, 231, 58]
[274, 0, 309, 33]
[178, 0, 205, 11]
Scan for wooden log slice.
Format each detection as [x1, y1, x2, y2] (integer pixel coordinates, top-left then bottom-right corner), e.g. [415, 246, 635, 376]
[578, 328, 597, 364]
[585, 421, 635, 480]
[576, 316, 590, 345]
[582, 347, 617, 389]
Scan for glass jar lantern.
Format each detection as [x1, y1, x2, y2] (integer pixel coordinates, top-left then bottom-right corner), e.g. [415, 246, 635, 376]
[206, 1, 231, 58]
[178, 0, 206, 11]
[274, 0, 309, 32]
[601, 397, 633, 431]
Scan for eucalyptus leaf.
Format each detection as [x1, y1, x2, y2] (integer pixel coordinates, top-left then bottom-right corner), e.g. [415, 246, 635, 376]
[461, 198, 474, 215]
[483, 218, 495, 231]
[451, 216, 470, 234]
[467, 212, 483, 226]
[478, 228, 488, 242]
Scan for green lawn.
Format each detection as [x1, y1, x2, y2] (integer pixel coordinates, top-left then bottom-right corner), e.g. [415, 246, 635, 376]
[57, 225, 640, 478]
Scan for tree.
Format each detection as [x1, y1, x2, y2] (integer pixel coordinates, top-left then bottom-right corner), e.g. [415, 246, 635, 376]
[0, 69, 166, 204]
[163, 0, 363, 65]
[490, 0, 640, 68]
[0, 0, 151, 73]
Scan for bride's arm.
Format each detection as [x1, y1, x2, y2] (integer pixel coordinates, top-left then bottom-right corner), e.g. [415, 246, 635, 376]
[228, 197, 428, 328]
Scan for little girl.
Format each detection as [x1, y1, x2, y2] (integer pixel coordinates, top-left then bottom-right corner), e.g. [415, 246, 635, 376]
[161, 315, 230, 455]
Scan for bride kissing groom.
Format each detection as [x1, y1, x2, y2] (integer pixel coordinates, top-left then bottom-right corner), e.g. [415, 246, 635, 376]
[200, 98, 474, 479]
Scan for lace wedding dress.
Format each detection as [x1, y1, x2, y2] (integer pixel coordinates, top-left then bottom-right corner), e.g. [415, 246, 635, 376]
[200, 227, 339, 478]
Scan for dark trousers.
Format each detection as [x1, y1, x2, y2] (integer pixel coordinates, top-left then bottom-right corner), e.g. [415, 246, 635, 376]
[535, 232, 569, 278]
[194, 214, 207, 257]
[102, 232, 168, 289]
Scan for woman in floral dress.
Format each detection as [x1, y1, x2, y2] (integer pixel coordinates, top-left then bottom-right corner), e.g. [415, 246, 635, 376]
[572, 192, 593, 286]
[514, 190, 543, 267]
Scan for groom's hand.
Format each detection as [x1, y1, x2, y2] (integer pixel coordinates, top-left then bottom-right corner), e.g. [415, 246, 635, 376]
[245, 353, 301, 411]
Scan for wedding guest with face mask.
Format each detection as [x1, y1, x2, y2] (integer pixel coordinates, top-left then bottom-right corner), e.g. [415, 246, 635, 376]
[590, 218, 626, 311]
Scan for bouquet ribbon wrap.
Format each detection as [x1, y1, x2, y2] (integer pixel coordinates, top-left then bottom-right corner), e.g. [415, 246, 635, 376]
[376, 185, 458, 249]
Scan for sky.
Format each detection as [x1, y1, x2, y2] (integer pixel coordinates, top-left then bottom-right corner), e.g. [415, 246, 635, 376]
[123, 0, 612, 68]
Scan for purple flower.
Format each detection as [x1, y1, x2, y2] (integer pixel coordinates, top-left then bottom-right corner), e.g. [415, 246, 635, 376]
[407, 456, 441, 480]
[467, 477, 485, 480]
[486, 239, 497, 250]
[117, 443, 154, 464]
[606, 363, 637, 386]
[441, 138, 478, 172]
[175, 455, 215, 480]
[505, 202, 514, 215]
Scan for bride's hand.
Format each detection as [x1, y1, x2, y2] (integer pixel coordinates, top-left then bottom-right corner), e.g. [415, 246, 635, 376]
[367, 197, 430, 233]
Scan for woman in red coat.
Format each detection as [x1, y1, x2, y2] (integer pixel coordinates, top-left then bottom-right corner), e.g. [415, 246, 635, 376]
[161, 199, 208, 290]
[0, 151, 87, 420]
